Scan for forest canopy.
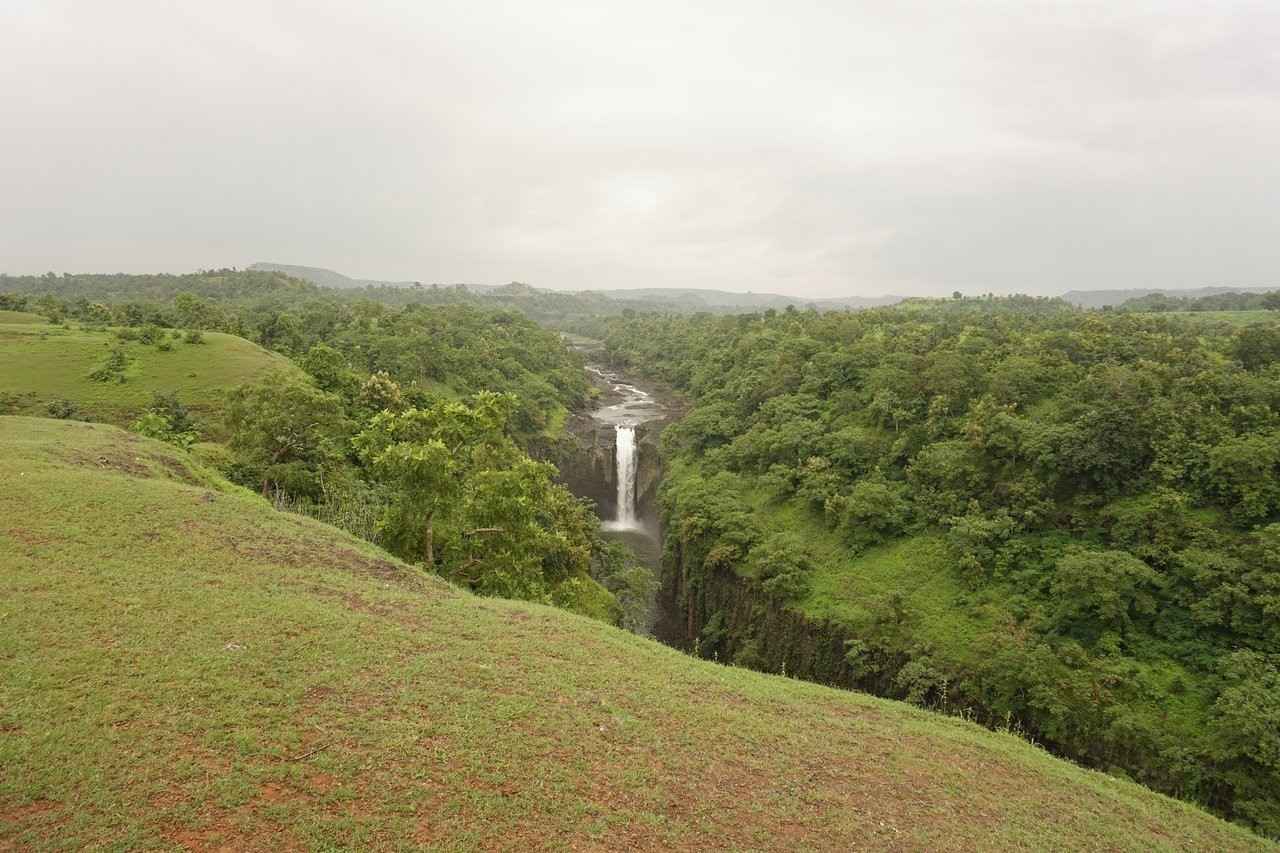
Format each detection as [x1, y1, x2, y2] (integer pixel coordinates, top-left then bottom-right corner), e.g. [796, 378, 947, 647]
[602, 298, 1280, 835]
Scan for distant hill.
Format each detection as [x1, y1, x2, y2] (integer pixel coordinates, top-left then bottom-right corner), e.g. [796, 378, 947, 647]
[249, 262, 903, 311]
[1062, 285, 1280, 309]
[248, 262, 423, 290]
[0, 416, 1269, 851]
[596, 287, 902, 311]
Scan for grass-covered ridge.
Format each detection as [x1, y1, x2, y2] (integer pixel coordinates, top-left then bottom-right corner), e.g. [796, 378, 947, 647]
[0, 321, 299, 432]
[0, 416, 1269, 851]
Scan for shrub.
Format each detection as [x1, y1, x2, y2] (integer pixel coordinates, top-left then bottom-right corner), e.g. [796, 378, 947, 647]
[148, 391, 196, 434]
[46, 399, 79, 419]
[748, 533, 814, 601]
[183, 329, 205, 344]
[130, 411, 197, 449]
[88, 348, 129, 383]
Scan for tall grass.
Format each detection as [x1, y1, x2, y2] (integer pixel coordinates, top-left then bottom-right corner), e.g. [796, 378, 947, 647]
[272, 484, 386, 547]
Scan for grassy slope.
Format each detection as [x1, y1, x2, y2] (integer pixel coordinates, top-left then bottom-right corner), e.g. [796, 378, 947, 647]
[0, 418, 1270, 852]
[0, 324, 299, 434]
[0, 310, 47, 324]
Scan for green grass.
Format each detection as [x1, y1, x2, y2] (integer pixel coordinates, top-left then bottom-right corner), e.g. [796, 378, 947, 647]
[0, 324, 300, 436]
[0, 310, 47, 324]
[0, 417, 1271, 851]
[736, 484, 996, 669]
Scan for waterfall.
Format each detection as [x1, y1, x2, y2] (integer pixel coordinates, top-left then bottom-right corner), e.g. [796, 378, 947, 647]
[614, 425, 638, 528]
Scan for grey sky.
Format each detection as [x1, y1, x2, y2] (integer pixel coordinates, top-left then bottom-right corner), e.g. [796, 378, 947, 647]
[3, 1, 1278, 297]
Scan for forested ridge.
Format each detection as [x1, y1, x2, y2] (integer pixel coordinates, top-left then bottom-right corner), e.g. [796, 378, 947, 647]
[602, 298, 1280, 835]
[0, 273, 644, 624]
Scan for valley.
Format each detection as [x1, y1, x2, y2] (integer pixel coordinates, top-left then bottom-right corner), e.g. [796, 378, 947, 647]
[2, 272, 1280, 848]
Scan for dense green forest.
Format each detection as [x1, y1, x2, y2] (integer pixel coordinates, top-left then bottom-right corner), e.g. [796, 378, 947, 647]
[0, 274, 640, 624]
[0, 269, 816, 332]
[602, 298, 1280, 835]
[1119, 289, 1280, 314]
[7, 272, 1280, 836]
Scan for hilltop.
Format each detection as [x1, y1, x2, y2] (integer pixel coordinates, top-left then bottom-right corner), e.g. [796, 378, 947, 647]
[246, 262, 903, 312]
[0, 320, 299, 434]
[1061, 284, 1280, 309]
[247, 262, 426, 290]
[0, 417, 1269, 851]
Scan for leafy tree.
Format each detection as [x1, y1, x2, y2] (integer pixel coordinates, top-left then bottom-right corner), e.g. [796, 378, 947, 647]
[1234, 324, 1280, 371]
[226, 374, 348, 498]
[1208, 652, 1280, 836]
[1050, 548, 1162, 639]
[748, 533, 813, 601]
[828, 477, 911, 549]
[354, 392, 518, 567]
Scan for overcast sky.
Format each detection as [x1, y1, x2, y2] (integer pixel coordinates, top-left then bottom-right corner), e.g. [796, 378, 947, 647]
[2, 1, 1278, 297]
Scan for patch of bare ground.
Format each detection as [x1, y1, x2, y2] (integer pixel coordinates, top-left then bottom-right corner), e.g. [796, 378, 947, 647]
[222, 530, 431, 588]
[0, 799, 65, 850]
[148, 452, 203, 485]
[4, 527, 53, 548]
[65, 447, 153, 479]
[163, 782, 312, 853]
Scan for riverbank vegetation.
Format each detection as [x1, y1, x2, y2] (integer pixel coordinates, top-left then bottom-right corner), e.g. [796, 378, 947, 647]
[603, 298, 1280, 836]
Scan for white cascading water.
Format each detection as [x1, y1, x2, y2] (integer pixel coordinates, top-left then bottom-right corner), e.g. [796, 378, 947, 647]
[614, 425, 638, 528]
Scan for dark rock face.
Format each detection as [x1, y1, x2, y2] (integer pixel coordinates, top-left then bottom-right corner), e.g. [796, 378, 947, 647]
[546, 413, 666, 533]
[634, 421, 664, 531]
[545, 414, 619, 520]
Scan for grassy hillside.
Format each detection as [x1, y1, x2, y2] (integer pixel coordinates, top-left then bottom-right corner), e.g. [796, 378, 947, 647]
[0, 310, 46, 324]
[0, 418, 1269, 851]
[0, 323, 299, 434]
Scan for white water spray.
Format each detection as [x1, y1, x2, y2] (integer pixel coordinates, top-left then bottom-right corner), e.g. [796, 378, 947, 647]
[613, 425, 638, 528]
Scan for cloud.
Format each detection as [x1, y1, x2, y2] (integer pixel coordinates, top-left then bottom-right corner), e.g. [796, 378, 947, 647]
[2, 0, 1278, 297]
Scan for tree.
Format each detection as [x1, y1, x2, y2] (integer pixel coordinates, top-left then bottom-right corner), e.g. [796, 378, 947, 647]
[1208, 651, 1280, 836]
[353, 392, 518, 567]
[1050, 548, 1162, 639]
[225, 374, 348, 498]
[747, 533, 813, 601]
[1233, 324, 1280, 371]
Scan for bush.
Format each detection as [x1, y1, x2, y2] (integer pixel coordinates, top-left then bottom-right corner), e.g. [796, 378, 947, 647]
[88, 348, 128, 383]
[748, 533, 814, 601]
[550, 576, 622, 625]
[183, 329, 204, 344]
[138, 324, 163, 345]
[156, 340, 173, 352]
[830, 478, 911, 549]
[130, 393, 198, 448]
[130, 411, 197, 449]
[46, 399, 79, 419]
